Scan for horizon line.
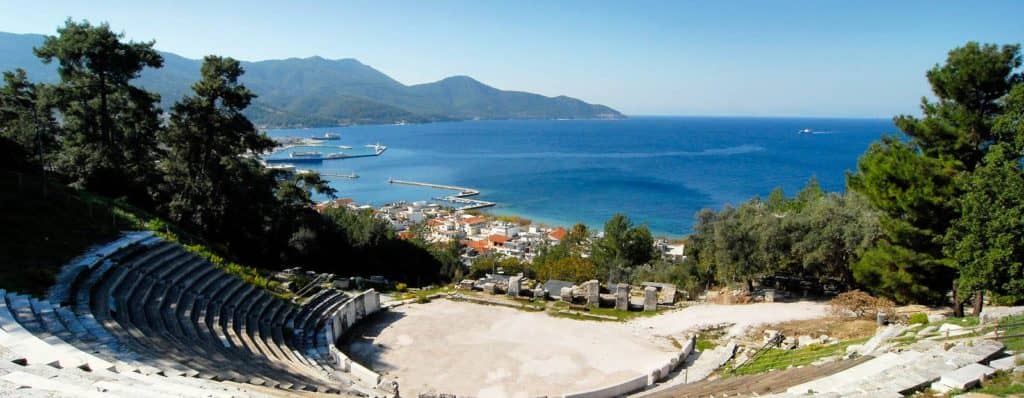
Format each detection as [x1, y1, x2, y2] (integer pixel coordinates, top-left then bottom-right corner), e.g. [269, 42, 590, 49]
[624, 114, 895, 120]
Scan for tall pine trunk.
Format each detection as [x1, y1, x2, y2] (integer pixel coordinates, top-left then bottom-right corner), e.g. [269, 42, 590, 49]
[973, 291, 984, 316]
[952, 279, 965, 318]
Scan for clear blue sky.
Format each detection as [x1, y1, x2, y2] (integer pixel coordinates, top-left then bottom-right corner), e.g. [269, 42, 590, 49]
[3, 1, 1023, 117]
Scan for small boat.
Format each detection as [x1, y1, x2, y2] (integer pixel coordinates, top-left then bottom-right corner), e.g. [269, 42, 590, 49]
[347, 172, 359, 179]
[310, 132, 341, 141]
[291, 151, 323, 158]
[799, 128, 814, 134]
[365, 142, 387, 154]
[338, 145, 352, 149]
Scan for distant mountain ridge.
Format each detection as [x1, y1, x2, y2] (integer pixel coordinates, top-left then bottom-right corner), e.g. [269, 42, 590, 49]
[0, 32, 624, 128]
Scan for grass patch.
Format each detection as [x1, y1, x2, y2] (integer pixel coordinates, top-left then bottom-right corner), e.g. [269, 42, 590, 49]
[401, 285, 453, 301]
[547, 309, 618, 322]
[696, 336, 718, 351]
[587, 306, 669, 321]
[971, 370, 1024, 396]
[730, 337, 869, 376]
[992, 315, 1024, 352]
[908, 313, 929, 325]
[945, 316, 980, 327]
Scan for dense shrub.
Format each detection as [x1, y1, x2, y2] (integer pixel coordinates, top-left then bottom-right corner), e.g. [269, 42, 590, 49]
[829, 290, 895, 320]
[908, 313, 929, 325]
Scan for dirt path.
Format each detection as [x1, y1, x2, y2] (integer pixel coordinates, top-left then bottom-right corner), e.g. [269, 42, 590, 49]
[629, 301, 831, 337]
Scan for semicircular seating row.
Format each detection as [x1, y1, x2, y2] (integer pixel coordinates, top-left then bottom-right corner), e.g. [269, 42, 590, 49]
[0, 231, 384, 397]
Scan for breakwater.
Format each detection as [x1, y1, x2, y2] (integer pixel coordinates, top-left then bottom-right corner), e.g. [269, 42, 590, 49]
[388, 178, 496, 210]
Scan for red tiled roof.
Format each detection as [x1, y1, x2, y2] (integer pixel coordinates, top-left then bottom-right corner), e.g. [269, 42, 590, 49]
[548, 227, 567, 241]
[461, 216, 488, 225]
[488, 234, 511, 243]
[466, 239, 491, 254]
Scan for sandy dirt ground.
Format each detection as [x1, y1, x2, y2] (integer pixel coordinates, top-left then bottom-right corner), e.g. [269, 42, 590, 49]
[342, 300, 830, 398]
[343, 300, 679, 398]
[628, 301, 831, 337]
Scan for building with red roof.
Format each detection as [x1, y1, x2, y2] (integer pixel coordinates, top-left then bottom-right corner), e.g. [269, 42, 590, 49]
[548, 227, 567, 241]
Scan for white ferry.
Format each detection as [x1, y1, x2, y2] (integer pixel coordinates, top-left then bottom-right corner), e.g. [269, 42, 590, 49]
[310, 132, 341, 141]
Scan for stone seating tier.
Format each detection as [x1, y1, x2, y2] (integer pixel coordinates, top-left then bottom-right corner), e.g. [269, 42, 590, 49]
[1, 233, 389, 396]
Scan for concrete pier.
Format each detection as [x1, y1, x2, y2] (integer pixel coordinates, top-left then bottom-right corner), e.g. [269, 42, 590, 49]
[388, 178, 496, 210]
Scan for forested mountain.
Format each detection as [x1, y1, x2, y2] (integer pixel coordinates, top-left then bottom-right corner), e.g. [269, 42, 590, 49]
[0, 32, 624, 127]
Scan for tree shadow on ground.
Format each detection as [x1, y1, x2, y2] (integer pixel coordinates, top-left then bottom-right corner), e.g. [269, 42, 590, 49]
[337, 309, 406, 372]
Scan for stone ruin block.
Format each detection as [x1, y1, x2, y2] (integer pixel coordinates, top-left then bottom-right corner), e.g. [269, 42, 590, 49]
[560, 286, 574, 303]
[533, 287, 545, 300]
[354, 294, 367, 319]
[764, 289, 775, 303]
[643, 286, 658, 311]
[458, 279, 475, 290]
[482, 282, 496, 295]
[364, 290, 381, 314]
[508, 276, 522, 297]
[582, 280, 600, 308]
[615, 283, 630, 311]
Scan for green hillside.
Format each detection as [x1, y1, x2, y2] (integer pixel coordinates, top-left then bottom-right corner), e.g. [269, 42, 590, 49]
[0, 32, 624, 128]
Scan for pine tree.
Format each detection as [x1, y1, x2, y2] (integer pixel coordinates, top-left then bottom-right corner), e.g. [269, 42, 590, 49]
[34, 19, 164, 204]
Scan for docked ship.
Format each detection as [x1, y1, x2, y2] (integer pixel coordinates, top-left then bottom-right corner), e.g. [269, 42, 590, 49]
[264, 143, 387, 163]
[309, 132, 341, 141]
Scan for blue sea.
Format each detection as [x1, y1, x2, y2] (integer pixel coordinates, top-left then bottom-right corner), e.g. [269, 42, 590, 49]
[266, 117, 895, 236]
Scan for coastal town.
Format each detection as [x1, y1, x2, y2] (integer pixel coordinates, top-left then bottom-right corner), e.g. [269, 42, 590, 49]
[313, 197, 687, 268]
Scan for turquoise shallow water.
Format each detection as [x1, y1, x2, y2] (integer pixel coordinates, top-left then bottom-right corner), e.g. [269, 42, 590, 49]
[266, 116, 894, 236]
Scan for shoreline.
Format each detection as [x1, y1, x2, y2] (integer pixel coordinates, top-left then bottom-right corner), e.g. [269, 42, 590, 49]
[375, 178, 685, 239]
[480, 206, 685, 240]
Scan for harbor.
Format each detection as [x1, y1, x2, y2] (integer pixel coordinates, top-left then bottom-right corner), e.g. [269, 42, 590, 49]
[388, 178, 496, 210]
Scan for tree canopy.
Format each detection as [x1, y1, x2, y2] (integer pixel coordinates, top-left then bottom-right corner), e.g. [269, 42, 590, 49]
[34, 19, 164, 205]
[849, 42, 1024, 307]
[590, 214, 655, 282]
[945, 146, 1024, 304]
[0, 19, 453, 288]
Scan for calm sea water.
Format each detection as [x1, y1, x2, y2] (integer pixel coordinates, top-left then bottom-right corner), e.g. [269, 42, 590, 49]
[266, 116, 895, 236]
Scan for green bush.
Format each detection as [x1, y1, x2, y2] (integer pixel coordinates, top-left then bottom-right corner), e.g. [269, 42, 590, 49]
[396, 282, 408, 292]
[908, 313, 929, 325]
